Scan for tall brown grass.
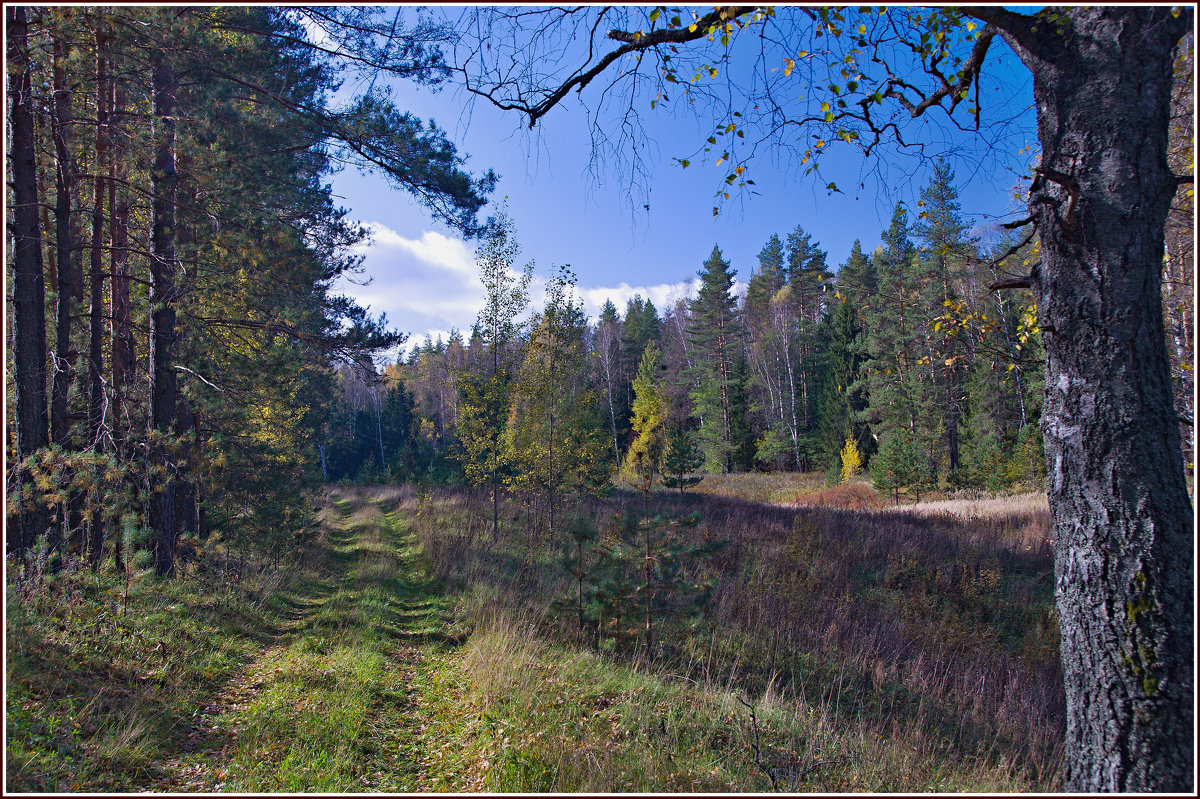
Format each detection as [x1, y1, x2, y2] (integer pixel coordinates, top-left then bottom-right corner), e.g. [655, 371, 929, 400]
[407, 484, 1064, 788]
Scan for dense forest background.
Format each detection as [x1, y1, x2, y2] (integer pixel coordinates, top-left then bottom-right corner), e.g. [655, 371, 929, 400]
[6, 6, 1193, 569]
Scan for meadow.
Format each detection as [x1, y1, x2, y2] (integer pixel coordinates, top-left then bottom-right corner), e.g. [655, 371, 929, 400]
[410, 477, 1064, 791]
[6, 477, 1064, 792]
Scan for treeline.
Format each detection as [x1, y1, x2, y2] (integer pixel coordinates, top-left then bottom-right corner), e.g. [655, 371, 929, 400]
[5, 7, 493, 573]
[328, 162, 1066, 523]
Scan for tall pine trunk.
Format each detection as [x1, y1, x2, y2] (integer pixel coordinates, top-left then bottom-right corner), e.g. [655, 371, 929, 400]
[8, 6, 52, 557]
[48, 17, 78, 560]
[86, 19, 111, 566]
[148, 50, 179, 576]
[995, 7, 1193, 790]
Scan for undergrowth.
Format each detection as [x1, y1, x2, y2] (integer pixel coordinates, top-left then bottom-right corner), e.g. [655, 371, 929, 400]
[409, 483, 1064, 791]
[5, 540, 291, 791]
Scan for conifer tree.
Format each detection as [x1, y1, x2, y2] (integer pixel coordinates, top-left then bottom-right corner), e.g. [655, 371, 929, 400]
[834, 240, 878, 321]
[913, 159, 975, 476]
[661, 428, 704, 499]
[870, 430, 933, 504]
[864, 204, 934, 459]
[687, 245, 742, 473]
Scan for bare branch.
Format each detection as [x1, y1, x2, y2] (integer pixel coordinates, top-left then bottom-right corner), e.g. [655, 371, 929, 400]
[884, 26, 997, 120]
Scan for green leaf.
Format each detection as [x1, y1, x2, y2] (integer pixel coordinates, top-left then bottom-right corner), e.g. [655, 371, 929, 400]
[681, 159, 690, 168]
[649, 8, 660, 22]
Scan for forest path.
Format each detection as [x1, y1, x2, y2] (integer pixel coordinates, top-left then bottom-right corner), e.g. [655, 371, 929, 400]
[144, 489, 456, 792]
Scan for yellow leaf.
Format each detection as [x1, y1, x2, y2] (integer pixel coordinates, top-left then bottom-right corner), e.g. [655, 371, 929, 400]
[784, 58, 794, 76]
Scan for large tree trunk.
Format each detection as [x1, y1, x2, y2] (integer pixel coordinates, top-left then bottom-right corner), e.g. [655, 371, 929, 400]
[48, 16, 78, 561]
[86, 19, 111, 567]
[993, 7, 1193, 791]
[49, 17, 77, 453]
[174, 399, 196, 537]
[8, 6, 52, 557]
[149, 51, 179, 576]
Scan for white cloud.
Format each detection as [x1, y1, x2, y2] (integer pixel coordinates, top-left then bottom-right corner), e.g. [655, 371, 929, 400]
[335, 223, 484, 354]
[337, 222, 750, 358]
[578, 280, 701, 318]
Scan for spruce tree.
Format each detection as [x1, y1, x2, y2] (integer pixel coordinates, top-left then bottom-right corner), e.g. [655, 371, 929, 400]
[661, 427, 704, 499]
[687, 245, 742, 473]
[913, 158, 975, 477]
[834, 240, 878, 321]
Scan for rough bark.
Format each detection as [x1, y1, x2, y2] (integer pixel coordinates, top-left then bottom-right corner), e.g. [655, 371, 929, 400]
[8, 6, 52, 556]
[47, 16, 79, 561]
[86, 19, 111, 567]
[983, 7, 1194, 792]
[149, 51, 179, 576]
[49, 19, 77, 454]
[174, 400, 196, 537]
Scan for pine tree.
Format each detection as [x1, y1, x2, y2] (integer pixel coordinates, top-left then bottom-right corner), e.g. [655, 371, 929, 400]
[834, 240, 878, 320]
[913, 158, 975, 477]
[870, 430, 933, 504]
[687, 245, 742, 473]
[816, 296, 871, 466]
[661, 427, 704, 499]
[864, 204, 935, 458]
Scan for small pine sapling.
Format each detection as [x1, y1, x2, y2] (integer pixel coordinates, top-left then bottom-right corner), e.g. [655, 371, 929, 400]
[869, 431, 933, 504]
[661, 427, 703, 500]
[608, 507, 725, 663]
[556, 507, 601, 633]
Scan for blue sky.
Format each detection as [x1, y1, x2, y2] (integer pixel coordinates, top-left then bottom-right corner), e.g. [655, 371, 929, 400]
[322, 7, 1038, 358]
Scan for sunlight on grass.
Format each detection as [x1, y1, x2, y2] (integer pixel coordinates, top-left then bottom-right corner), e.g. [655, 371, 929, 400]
[414, 610, 1037, 792]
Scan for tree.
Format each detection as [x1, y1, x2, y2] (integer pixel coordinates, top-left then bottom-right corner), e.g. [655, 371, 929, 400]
[458, 211, 532, 538]
[687, 245, 742, 473]
[6, 6, 493, 576]
[661, 427, 704, 500]
[453, 6, 1195, 788]
[816, 294, 871, 468]
[869, 430, 932, 505]
[7, 6, 51, 557]
[592, 299, 625, 464]
[913, 159, 975, 477]
[507, 266, 607, 535]
[622, 342, 667, 519]
[839, 437, 862, 484]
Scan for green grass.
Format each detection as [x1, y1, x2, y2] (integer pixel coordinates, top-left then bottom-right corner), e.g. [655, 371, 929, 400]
[409, 613, 1036, 792]
[7, 481, 1063, 792]
[5, 489, 457, 793]
[216, 493, 454, 792]
[408, 483, 1064, 791]
[6, 552, 280, 791]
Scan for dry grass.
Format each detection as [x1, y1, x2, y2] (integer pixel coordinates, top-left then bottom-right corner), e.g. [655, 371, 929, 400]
[897, 491, 1049, 519]
[408, 482, 1065, 790]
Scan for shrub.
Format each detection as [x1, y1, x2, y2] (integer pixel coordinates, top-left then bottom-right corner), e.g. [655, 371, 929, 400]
[839, 438, 863, 484]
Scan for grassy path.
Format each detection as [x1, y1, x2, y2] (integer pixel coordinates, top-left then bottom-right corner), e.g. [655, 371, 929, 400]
[144, 489, 456, 792]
